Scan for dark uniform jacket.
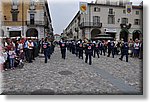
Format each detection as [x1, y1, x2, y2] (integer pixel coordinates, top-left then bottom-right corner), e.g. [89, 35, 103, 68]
[85, 43, 93, 54]
[42, 42, 49, 50]
[122, 43, 129, 54]
[78, 43, 84, 50]
[59, 41, 66, 49]
[94, 43, 99, 50]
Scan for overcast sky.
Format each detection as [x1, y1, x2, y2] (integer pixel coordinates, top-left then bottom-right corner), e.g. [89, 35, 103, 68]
[48, 0, 143, 34]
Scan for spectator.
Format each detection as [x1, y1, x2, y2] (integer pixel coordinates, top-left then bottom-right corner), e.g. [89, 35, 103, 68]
[133, 39, 140, 57]
[0, 46, 5, 71]
[8, 47, 16, 69]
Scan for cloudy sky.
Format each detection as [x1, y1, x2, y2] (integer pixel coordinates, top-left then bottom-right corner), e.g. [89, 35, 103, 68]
[48, 0, 143, 34]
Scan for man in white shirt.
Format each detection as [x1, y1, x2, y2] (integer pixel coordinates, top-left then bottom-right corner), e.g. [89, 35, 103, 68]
[28, 40, 34, 63]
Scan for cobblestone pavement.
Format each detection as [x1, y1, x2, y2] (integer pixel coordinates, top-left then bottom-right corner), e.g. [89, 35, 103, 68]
[1, 47, 143, 95]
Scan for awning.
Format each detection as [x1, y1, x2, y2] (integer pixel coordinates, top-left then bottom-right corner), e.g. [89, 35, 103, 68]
[92, 33, 114, 40]
[132, 30, 142, 34]
[120, 28, 130, 34]
[93, 37, 114, 40]
[67, 38, 74, 40]
[105, 28, 117, 33]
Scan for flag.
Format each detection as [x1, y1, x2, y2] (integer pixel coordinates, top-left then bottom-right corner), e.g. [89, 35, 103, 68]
[126, 2, 132, 15]
[79, 2, 88, 14]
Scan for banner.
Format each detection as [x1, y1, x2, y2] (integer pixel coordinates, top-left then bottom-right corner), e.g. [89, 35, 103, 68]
[126, 2, 132, 15]
[79, 2, 88, 14]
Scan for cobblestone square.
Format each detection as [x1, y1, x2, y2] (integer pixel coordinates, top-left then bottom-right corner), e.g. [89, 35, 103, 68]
[1, 47, 143, 95]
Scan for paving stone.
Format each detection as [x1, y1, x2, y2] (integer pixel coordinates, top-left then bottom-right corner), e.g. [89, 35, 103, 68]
[1, 47, 142, 95]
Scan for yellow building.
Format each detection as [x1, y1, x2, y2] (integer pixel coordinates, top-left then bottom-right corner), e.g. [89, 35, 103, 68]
[1, 0, 53, 39]
[0, 0, 3, 37]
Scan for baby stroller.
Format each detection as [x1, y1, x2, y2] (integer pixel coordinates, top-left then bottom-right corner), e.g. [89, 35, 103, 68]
[14, 56, 24, 68]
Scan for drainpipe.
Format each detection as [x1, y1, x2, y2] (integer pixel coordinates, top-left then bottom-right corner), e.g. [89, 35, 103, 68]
[22, 0, 24, 38]
[89, 4, 91, 40]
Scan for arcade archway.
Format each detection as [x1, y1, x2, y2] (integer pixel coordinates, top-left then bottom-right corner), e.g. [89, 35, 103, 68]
[91, 29, 101, 39]
[26, 28, 38, 37]
[132, 30, 142, 41]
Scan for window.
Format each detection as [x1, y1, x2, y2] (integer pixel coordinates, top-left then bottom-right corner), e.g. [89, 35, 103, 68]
[134, 19, 140, 25]
[108, 16, 115, 24]
[29, 0, 36, 10]
[30, 14, 35, 25]
[109, 8, 114, 14]
[121, 18, 128, 24]
[94, 7, 100, 12]
[106, 0, 110, 5]
[12, 13, 18, 21]
[12, 0, 19, 5]
[11, 0, 19, 21]
[123, 10, 126, 14]
[136, 11, 140, 15]
[93, 16, 100, 26]
[119, 1, 123, 6]
[93, 16, 100, 23]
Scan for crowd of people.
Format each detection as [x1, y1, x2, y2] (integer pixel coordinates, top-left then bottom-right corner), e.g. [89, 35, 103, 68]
[0, 37, 55, 72]
[0, 37, 143, 71]
[59, 38, 143, 65]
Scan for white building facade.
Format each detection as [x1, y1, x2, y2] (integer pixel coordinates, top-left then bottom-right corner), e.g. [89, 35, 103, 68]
[54, 34, 61, 41]
[64, 1, 143, 42]
[95, 0, 128, 6]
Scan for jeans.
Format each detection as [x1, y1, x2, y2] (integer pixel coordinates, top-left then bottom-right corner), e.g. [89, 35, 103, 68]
[61, 49, 66, 59]
[79, 50, 83, 59]
[9, 58, 15, 68]
[48, 47, 52, 59]
[85, 52, 92, 65]
[28, 49, 33, 63]
[44, 49, 48, 63]
[94, 49, 99, 58]
[24, 48, 29, 61]
[120, 53, 128, 62]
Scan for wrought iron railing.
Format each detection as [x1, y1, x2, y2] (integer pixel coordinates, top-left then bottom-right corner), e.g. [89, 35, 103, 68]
[26, 21, 45, 26]
[79, 22, 102, 28]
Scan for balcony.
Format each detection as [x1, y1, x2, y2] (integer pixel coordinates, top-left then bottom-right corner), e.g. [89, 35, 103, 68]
[26, 21, 45, 26]
[79, 22, 102, 29]
[108, 11, 115, 15]
[3, 21, 25, 26]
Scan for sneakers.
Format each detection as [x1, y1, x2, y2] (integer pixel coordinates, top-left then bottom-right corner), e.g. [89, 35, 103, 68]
[10, 67, 16, 70]
[4, 69, 8, 71]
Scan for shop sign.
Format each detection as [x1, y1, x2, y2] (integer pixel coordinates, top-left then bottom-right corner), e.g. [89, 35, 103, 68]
[7, 26, 22, 31]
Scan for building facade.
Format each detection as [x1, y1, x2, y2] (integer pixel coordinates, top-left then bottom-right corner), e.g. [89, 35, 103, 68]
[0, 0, 3, 38]
[54, 34, 61, 42]
[1, 0, 53, 39]
[64, 0, 143, 42]
[63, 12, 81, 40]
[95, 0, 128, 6]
